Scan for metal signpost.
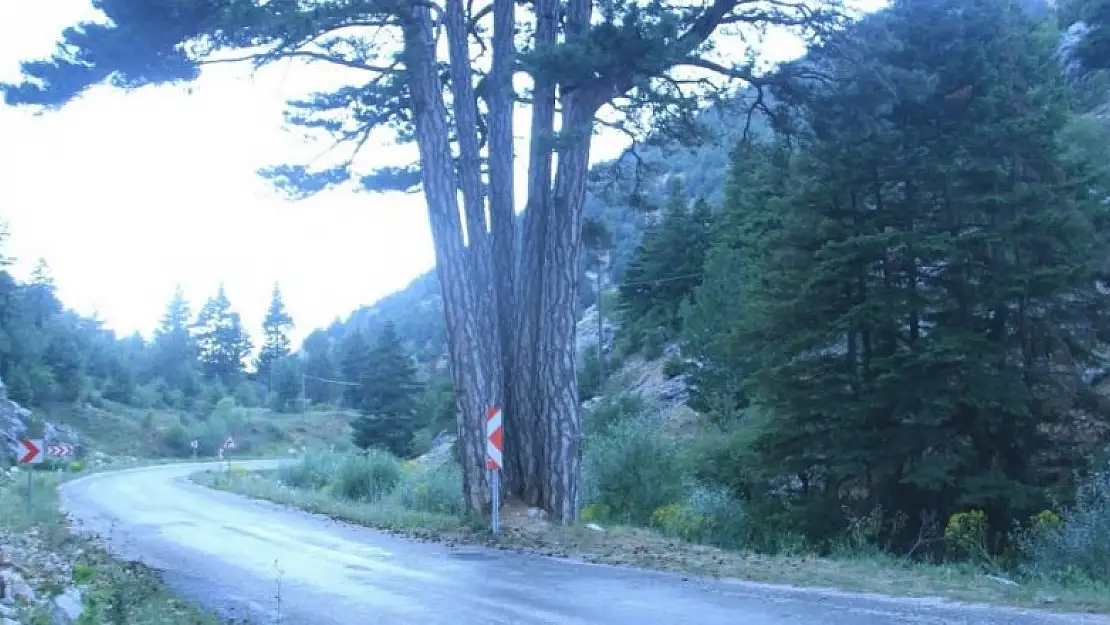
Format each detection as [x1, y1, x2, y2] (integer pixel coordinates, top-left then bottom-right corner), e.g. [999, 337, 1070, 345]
[486, 407, 503, 536]
[222, 436, 236, 475]
[17, 438, 43, 510]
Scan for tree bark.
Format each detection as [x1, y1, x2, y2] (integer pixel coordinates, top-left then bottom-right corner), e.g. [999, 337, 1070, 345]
[445, 0, 502, 422]
[486, 0, 520, 505]
[506, 0, 559, 507]
[402, 5, 493, 515]
[535, 0, 598, 523]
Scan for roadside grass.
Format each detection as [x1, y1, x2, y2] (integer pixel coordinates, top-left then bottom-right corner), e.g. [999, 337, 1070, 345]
[196, 453, 478, 540]
[197, 451, 1110, 615]
[34, 399, 354, 460]
[0, 469, 234, 625]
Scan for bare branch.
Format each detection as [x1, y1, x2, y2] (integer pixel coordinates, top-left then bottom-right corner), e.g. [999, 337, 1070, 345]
[201, 49, 402, 73]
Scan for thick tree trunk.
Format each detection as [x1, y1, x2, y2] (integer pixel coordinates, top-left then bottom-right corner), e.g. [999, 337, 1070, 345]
[487, 0, 520, 505]
[402, 6, 493, 515]
[538, 95, 597, 523]
[445, 0, 503, 420]
[507, 0, 559, 507]
[535, 0, 597, 523]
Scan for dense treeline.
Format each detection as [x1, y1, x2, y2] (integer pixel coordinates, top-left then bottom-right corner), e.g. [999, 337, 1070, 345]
[595, 0, 1110, 568]
[0, 226, 440, 456]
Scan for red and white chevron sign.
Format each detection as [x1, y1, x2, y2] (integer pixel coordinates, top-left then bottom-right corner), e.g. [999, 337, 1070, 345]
[17, 439, 42, 465]
[47, 443, 75, 458]
[485, 406, 503, 471]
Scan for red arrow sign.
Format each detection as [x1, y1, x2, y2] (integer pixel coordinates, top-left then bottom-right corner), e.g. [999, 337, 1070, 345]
[18, 439, 43, 465]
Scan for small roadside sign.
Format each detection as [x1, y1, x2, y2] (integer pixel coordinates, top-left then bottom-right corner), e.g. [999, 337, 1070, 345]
[17, 439, 43, 511]
[486, 408, 502, 471]
[17, 439, 43, 465]
[486, 407, 503, 536]
[190, 439, 199, 450]
[222, 436, 236, 451]
[46, 443, 75, 458]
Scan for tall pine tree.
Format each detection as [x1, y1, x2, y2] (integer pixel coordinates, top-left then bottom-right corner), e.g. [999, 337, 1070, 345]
[339, 330, 373, 408]
[150, 285, 200, 396]
[350, 322, 424, 457]
[619, 179, 714, 354]
[256, 282, 294, 388]
[697, 0, 1110, 547]
[194, 285, 253, 389]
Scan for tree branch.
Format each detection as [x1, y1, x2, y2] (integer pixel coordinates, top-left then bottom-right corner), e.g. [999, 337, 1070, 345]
[201, 49, 403, 73]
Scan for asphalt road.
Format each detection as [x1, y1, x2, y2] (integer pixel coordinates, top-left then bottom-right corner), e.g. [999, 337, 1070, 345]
[58, 461, 1110, 625]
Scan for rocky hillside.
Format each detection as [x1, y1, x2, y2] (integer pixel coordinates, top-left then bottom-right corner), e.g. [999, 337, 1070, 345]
[1, 376, 87, 469]
[0, 376, 30, 467]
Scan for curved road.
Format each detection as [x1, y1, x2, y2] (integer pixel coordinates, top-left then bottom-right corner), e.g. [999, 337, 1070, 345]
[59, 462, 1110, 625]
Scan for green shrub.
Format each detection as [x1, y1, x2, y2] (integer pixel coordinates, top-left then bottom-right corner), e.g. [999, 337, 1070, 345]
[396, 463, 464, 515]
[234, 382, 262, 408]
[582, 416, 685, 526]
[210, 397, 247, 431]
[944, 510, 988, 562]
[278, 454, 338, 490]
[334, 452, 402, 502]
[131, 384, 164, 409]
[160, 424, 192, 458]
[579, 351, 604, 402]
[662, 357, 685, 378]
[260, 420, 287, 442]
[164, 388, 186, 409]
[583, 393, 643, 438]
[410, 427, 436, 457]
[687, 484, 750, 549]
[650, 503, 706, 541]
[1021, 470, 1110, 582]
[189, 417, 229, 456]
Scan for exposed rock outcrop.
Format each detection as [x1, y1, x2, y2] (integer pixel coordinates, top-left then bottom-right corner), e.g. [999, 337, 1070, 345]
[0, 376, 31, 466]
[0, 527, 85, 624]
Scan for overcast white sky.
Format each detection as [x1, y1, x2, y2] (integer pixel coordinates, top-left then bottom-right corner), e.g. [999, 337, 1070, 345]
[0, 1, 883, 348]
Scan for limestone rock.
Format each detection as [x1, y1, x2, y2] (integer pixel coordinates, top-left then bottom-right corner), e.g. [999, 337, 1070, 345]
[50, 588, 84, 625]
[0, 569, 35, 604]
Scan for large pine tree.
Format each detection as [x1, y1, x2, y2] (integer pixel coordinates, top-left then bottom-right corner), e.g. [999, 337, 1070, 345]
[350, 322, 424, 457]
[194, 285, 253, 388]
[695, 0, 1110, 546]
[256, 282, 294, 388]
[339, 330, 373, 409]
[619, 179, 714, 353]
[149, 285, 200, 396]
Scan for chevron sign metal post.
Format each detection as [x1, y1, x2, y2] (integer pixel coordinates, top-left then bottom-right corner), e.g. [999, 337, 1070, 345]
[486, 406, 503, 536]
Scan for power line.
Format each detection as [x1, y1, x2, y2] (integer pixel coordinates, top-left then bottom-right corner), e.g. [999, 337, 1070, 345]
[303, 373, 359, 387]
[300, 373, 360, 423]
[617, 271, 704, 288]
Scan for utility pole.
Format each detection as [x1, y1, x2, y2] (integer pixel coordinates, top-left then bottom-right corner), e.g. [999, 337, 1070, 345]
[596, 249, 608, 390]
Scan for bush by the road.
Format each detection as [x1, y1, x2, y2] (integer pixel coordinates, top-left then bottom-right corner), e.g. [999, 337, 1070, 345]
[579, 403, 1110, 595]
[1021, 469, 1110, 583]
[582, 415, 686, 526]
[335, 451, 402, 502]
[396, 462, 464, 515]
[272, 450, 465, 516]
[278, 451, 338, 490]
